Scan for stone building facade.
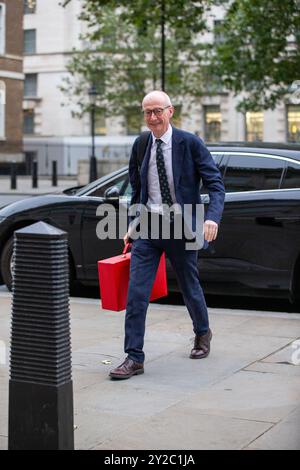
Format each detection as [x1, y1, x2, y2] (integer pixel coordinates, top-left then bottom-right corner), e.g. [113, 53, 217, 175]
[0, 0, 23, 167]
[22, 1, 300, 177]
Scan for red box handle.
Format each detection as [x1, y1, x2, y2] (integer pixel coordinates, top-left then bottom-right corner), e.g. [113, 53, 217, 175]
[122, 242, 132, 255]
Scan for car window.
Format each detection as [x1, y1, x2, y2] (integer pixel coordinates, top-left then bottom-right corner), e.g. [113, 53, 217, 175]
[216, 154, 228, 178]
[210, 154, 222, 167]
[87, 174, 128, 197]
[281, 162, 300, 189]
[123, 180, 132, 199]
[200, 154, 225, 194]
[224, 154, 285, 192]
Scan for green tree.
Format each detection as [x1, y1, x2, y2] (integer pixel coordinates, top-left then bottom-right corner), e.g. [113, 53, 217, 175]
[62, 0, 300, 117]
[210, 0, 300, 112]
[60, 0, 214, 118]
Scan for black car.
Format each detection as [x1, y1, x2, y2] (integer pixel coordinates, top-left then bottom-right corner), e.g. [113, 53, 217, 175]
[0, 143, 300, 304]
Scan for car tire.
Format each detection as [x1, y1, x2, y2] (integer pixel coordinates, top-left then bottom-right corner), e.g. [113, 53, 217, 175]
[1, 236, 14, 291]
[1, 236, 75, 294]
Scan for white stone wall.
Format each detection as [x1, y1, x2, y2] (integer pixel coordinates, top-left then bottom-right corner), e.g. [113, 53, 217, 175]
[23, 0, 85, 137]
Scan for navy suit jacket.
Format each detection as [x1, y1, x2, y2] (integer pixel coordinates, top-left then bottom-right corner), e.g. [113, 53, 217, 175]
[128, 127, 225, 249]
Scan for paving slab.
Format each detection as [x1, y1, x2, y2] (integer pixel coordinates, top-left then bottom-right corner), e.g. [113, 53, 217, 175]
[76, 380, 188, 418]
[92, 405, 273, 450]
[74, 411, 143, 450]
[245, 405, 300, 450]
[260, 341, 300, 364]
[1, 293, 300, 450]
[231, 316, 300, 339]
[181, 369, 300, 423]
[245, 361, 300, 377]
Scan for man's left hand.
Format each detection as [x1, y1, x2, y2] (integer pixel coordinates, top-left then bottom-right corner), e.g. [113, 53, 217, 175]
[204, 220, 218, 242]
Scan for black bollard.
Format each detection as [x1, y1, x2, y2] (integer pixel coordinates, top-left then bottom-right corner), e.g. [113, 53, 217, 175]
[10, 162, 17, 190]
[8, 222, 74, 450]
[32, 161, 38, 188]
[52, 160, 57, 187]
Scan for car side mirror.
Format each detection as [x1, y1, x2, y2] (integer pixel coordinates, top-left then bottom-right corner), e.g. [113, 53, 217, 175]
[104, 185, 120, 198]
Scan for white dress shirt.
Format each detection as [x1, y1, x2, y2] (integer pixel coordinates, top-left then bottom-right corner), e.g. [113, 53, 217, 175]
[146, 124, 177, 214]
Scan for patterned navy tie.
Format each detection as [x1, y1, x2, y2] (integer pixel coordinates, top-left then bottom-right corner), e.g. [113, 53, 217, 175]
[156, 139, 173, 208]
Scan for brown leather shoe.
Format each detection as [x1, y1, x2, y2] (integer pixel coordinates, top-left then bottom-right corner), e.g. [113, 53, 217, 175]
[109, 357, 144, 380]
[190, 328, 212, 359]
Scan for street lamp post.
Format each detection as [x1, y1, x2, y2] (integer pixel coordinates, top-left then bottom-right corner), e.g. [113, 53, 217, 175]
[88, 84, 98, 182]
[161, 0, 165, 91]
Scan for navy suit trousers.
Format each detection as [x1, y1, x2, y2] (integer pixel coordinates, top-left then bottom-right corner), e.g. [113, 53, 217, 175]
[124, 218, 209, 363]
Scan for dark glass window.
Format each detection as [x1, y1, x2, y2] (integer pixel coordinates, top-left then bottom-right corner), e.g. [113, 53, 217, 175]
[287, 105, 300, 143]
[24, 74, 37, 97]
[245, 112, 264, 142]
[101, 32, 116, 49]
[24, 29, 36, 54]
[0, 81, 5, 138]
[88, 174, 128, 198]
[204, 105, 221, 142]
[212, 154, 228, 176]
[123, 180, 132, 199]
[214, 20, 225, 45]
[210, 154, 222, 167]
[24, 1, 36, 14]
[23, 109, 34, 134]
[0, 3, 5, 55]
[95, 109, 106, 136]
[224, 154, 284, 192]
[281, 162, 300, 189]
[200, 154, 225, 194]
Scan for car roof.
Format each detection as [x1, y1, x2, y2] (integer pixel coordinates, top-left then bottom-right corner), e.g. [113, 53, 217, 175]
[207, 142, 300, 160]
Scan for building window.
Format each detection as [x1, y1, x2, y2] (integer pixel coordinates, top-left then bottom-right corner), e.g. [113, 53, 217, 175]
[24, 29, 36, 55]
[0, 3, 5, 55]
[24, 0, 36, 14]
[102, 32, 116, 49]
[0, 81, 5, 138]
[204, 105, 221, 142]
[125, 107, 142, 135]
[24, 74, 37, 97]
[95, 109, 106, 136]
[214, 20, 225, 45]
[23, 109, 35, 134]
[287, 105, 300, 143]
[245, 111, 264, 141]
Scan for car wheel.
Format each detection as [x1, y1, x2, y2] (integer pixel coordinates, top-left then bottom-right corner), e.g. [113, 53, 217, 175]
[1, 236, 14, 291]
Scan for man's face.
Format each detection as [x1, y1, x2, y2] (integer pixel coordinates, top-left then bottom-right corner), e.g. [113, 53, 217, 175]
[142, 97, 174, 137]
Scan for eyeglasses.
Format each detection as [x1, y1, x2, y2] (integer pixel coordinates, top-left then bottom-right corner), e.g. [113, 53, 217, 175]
[142, 106, 171, 118]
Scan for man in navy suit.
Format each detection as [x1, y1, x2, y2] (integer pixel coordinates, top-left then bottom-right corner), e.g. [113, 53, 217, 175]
[110, 90, 225, 379]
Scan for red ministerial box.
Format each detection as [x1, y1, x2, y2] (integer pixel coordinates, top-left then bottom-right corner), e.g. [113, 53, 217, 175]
[98, 246, 168, 311]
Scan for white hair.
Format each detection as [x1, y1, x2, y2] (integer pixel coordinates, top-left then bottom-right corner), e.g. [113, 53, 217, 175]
[142, 90, 172, 108]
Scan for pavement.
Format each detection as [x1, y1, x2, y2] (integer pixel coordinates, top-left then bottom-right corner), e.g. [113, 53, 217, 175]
[0, 175, 78, 197]
[0, 290, 300, 450]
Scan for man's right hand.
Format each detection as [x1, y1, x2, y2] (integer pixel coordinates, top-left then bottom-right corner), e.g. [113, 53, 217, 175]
[123, 232, 130, 245]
